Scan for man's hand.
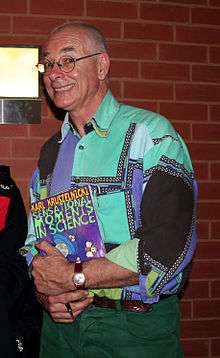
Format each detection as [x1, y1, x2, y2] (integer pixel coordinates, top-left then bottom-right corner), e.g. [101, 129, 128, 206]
[47, 290, 93, 323]
[32, 241, 74, 296]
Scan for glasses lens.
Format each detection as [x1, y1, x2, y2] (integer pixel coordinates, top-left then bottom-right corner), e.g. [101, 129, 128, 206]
[41, 56, 75, 74]
[60, 56, 75, 72]
[44, 61, 54, 74]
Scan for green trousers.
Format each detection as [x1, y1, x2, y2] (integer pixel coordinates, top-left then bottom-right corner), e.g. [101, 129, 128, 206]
[40, 295, 183, 358]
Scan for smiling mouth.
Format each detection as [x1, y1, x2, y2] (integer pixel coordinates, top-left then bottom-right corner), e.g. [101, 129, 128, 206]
[54, 84, 74, 92]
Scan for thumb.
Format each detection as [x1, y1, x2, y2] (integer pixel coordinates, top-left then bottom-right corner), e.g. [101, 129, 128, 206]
[35, 240, 60, 256]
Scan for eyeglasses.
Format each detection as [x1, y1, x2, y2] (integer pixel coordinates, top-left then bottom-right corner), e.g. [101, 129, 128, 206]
[36, 52, 102, 75]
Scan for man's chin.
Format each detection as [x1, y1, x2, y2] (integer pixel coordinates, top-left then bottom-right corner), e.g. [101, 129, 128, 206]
[53, 97, 73, 111]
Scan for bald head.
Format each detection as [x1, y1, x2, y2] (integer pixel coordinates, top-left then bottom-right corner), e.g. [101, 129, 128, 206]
[48, 22, 108, 55]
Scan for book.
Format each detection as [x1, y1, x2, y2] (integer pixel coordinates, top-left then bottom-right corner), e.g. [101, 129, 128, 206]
[23, 186, 105, 264]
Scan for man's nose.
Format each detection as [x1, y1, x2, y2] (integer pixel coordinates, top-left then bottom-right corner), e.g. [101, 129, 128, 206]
[47, 64, 64, 80]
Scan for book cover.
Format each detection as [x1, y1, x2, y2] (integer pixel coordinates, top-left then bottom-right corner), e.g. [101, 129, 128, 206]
[28, 186, 105, 263]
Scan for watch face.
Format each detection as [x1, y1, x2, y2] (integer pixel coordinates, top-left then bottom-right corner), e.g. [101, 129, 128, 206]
[74, 272, 85, 286]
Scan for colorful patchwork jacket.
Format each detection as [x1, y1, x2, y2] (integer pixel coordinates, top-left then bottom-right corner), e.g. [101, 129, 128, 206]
[26, 90, 197, 304]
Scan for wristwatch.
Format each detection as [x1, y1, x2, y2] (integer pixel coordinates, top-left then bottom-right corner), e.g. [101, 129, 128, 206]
[72, 262, 86, 289]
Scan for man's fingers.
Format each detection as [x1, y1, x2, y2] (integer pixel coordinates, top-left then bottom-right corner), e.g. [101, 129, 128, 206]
[51, 307, 89, 323]
[74, 296, 94, 310]
[64, 297, 93, 314]
[49, 290, 89, 304]
[48, 296, 93, 322]
[35, 240, 61, 256]
[48, 297, 93, 313]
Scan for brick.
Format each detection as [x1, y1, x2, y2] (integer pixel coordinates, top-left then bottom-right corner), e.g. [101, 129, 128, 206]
[192, 7, 220, 26]
[180, 300, 192, 319]
[196, 241, 220, 260]
[110, 80, 122, 98]
[181, 319, 220, 338]
[172, 121, 191, 141]
[193, 161, 209, 180]
[111, 60, 138, 78]
[210, 0, 220, 5]
[211, 163, 220, 180]
[176, 83, 220, 102]
[192, 260, 220, 279]
[85, 19, 121, 39]
[199, 182, 220, 200]
[192, 65, 220, 83]
[124, 81, 173, 101]
[210, 105, 220, 121]
[194, 299, 220, 318]
[42, 100, 50, 118]
[13, 17, 64, 35]
[160, 103, 208, 122]
[192, 123, 220, 141]
[124, 22, 173, 42]
[15, 179, 29, 203]
[0, 35, 45, 45]
[181, 339, 209, 357]
[140, 3, 189, 23]
[211, 222, 220, 240]
[0, 159, 12, 167]
[9, 159, 37, 179]
[11, 138, 43, 158]
[41, 100, 57, 119]
[210, 47, 220, 64]
[160, 0, 207, 4]
[87, 0, 137, 19]
[176, 25, 220, 45]
[197, 220, 210, 240]
[181, 280, 209, 299]
[31, 0, 84, 16]
[141, 63, 189, 81]
[212, 339, 220, 357]
[109, 41, 157, 61]
[0, 16, 11, 33]
[0, 125, 28, 137]
[29, 119, 61, 137]
[188, 143, 220, 161]
[198, 202, 220, 220]
[0, 1, 27, 13]
[124, 100, 157, 113]
[211, 281, 220, 297]
[0, 138, 11, 158]
[159, 43, 207, 63]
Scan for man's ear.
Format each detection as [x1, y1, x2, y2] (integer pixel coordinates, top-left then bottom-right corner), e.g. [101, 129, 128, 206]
[97, 53, 110, 81]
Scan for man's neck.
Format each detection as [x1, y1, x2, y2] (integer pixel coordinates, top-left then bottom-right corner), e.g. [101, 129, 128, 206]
[69, 86, 108, 137]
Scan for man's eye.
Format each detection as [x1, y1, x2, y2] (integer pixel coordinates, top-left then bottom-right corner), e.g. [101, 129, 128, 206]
[63, 57, 74, 64]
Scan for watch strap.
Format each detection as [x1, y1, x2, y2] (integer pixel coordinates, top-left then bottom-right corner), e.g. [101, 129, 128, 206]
[74, 262, 83, 274]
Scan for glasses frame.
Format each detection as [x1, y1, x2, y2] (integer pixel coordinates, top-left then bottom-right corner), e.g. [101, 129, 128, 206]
[36, 52, 102, 74]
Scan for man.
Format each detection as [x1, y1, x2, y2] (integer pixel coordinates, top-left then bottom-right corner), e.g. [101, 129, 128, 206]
[27, 22, 197, 357]
[0, 165, 41, 357]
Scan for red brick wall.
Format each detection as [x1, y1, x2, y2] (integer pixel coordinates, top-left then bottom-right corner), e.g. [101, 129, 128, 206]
[0, 1, 220, 356]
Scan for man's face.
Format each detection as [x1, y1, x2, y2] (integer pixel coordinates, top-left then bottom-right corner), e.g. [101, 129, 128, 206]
[42, 28, 103, 114]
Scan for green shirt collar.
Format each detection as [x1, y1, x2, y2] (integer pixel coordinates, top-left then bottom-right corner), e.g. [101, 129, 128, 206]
[59, 90, 120, 142]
